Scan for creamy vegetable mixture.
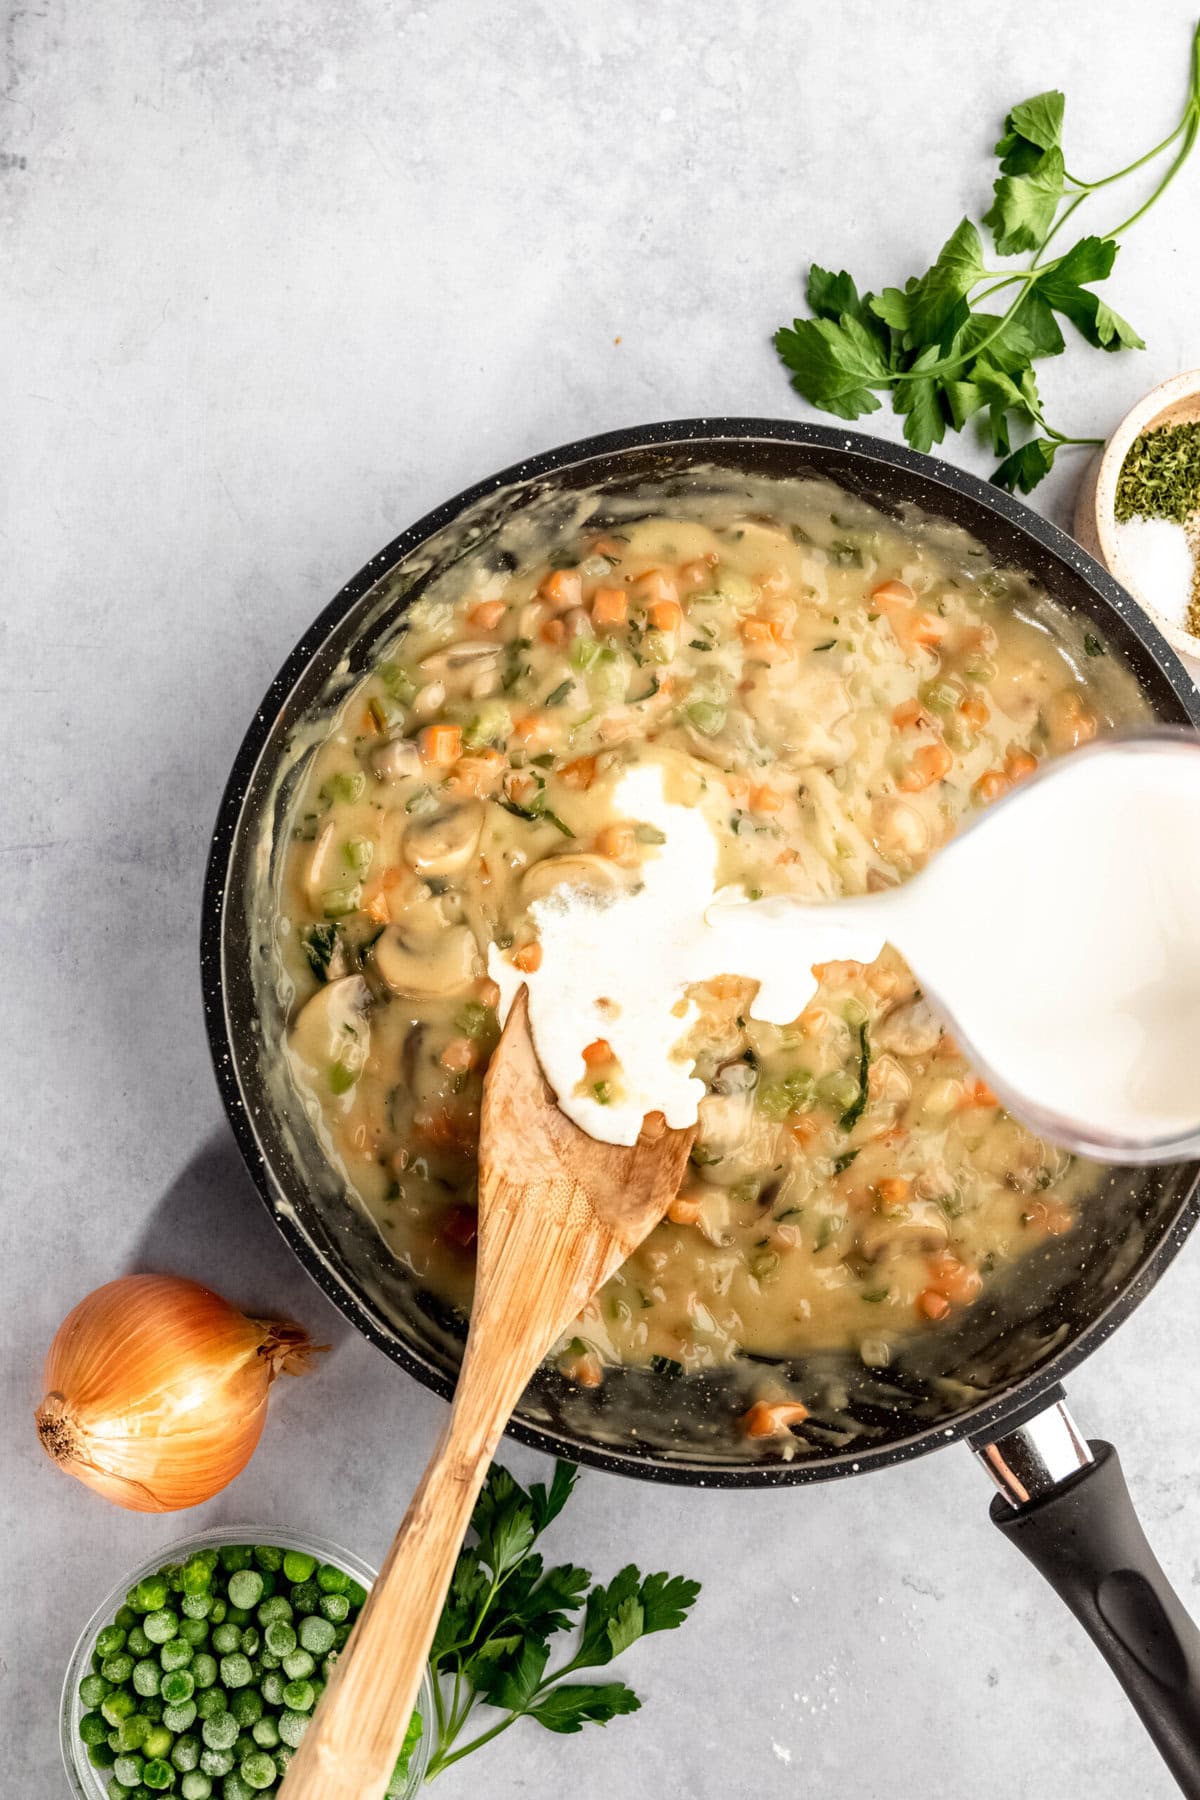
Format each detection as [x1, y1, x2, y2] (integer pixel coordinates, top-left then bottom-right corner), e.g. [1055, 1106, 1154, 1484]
[275, 481, 1145, 1397]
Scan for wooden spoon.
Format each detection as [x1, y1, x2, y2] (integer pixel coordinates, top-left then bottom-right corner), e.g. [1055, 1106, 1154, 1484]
[279, 986, 695, 1800]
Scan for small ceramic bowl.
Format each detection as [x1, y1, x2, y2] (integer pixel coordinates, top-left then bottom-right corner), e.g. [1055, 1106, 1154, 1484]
[1074, 367, 1200, 667]
[61, 1524, 433, 1800]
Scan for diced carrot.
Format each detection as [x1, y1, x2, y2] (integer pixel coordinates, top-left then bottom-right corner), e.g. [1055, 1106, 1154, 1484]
[740, 1400, 810, 1439]
[893, 699, 936, 731]
[776, 847, 802, 866]
[540, 568, 582, 608]
[440, 1036, 477, 1073]
[637, 569, 678, 605]
[797, 1007, 827, 1038]
[469, 599, 506, 631]
[667, 1194, 703, 1226]
[1046, 691, 1097, 751]
[595, 822, 638, 865]
[908, 612, 947, 647]
[812, 959, 866, 984]
[898, 742, 953, 792]
[511, 714, 554, 751]
[917, 1289, 952, 1322]
[475, 977, 500, 1009]
[871, 580, 916, 609]
[513, 941, 542, 973]
[416, 1107, 465, 1149]
[740, 616, 783, 648]
[582, 1038, 614, 1068]
[648, 598, 683, 633]
[505, 769, 539, 807]
[928, 1251, 983, 1306]
[960, 691, 990, 729]
[973, 769, 1010, 804]
[540, 617, 567, 647]
[876, 1176, 911, 1206]
[363, 889, 391, 926]
[749, 783, 783, 813]
[1021, 1198, 1074, 1236]
[591, 587, 628, 627]
[559, 755, 597, 789]
[1005, 747, 1038, 782]
[450, 748, 505, 797]
[419, 723, 462, 766]
[562, 1348, 604, 1387]
[789, 1115, 820, 1147]
[441, 1205, 478, 1250]
[960, 1078, 999, 1109]
[589, 535, 626, 560]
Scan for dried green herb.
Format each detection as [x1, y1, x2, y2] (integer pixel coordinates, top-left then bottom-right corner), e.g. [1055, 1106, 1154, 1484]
[1114, 421, 1200, 525]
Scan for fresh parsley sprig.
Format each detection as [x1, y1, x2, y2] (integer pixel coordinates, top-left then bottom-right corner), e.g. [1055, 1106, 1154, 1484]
[424, 1459, 701, 1779]
[775, 19, 1200, 492]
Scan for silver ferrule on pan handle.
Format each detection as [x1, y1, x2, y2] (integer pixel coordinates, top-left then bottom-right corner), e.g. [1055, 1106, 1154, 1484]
[976, 1397, 1094, 1508]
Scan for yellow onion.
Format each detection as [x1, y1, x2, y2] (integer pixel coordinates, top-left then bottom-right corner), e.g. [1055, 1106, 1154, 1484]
[35, 1274, 323, 1512]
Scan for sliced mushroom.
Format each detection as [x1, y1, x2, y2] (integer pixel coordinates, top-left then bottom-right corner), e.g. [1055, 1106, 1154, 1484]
[875, 997, 942, 1058]
[371, 737, 422, 783]
[695, 1088, 755, 1161]
[290, 975, 371, 1079]
[373, 922, 478, 997]
[857, 1199, 949, 1262]
[520, 853, 626, 906]
[402, 802, 485, 878]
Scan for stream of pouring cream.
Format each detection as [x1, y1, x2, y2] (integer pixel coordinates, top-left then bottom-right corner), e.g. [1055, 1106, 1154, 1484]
[490, 740, 1200, 1156]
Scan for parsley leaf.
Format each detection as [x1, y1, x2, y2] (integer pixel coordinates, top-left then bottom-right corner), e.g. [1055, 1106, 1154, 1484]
[774, 314, 892, 419]
[424, 1458, 700, 1780]
[772, 23, 1200, 491]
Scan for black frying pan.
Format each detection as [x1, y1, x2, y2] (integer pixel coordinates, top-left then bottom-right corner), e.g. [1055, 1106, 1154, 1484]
[202, 420, 1200, 1791]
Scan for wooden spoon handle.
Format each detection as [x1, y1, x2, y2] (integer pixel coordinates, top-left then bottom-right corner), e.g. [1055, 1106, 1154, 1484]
[278, 1358, 529, 1800]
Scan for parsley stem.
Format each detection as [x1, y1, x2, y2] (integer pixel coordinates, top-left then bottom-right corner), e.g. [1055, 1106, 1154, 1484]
[1103, 103, 1199, 239]
[426, 1709, 521, 1776]
[1065, 18, 1200, 191]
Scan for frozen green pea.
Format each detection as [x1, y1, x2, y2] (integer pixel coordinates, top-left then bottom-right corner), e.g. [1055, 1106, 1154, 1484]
[141, 1758, 173, 1790]
[201, 1710, 239, 1751]
[162, 1670, 194, 1705]
[115, 1716, 149, 1752]
[240, 1750, 277, 1790]
[298, 1616, 335, 1655]
[318, 1593, 349, 1624]
[250, 1717, 279, 1750]
[163, 1701, 197, 1733]
[101, 1690, 137, 1726]
[278, 1709, 309, 1748]
[195, 1686, 227, 1720]
[315, 1564, 348, 1596]
[263, 1622, 295, 1658]
[282, 1550, 316, 1583]
[199, 1747, 234, 1778]
[134, 1576, 169, 1613]
[239, 1628, 260, 1657]
[178, 1617, 208, 1646]
[143, 1611, 178, 1645]
[212, 1624, 240, 1655]
[181, 1593, 212, 1621]
[234, 1731, 256, 1760]
[220, 1653, 253, 1689]
[181, 1775, 213, 1800]
[80, 1673, 110, 1708]
[97, 1625, 127, 1658]
[161, 1637, 193, 1671]
[252, 1546, 284, 1573]
[79, 1711, 108, 1746]
[281, 1650, 314, 1681]
[256, 1596, 292, 1627]
[132, 1661, 161, 1698]
[190, 1653, 218, 1691]
[227, 1570, 264, 1611]
[219, 1546, 253, 1573]
[112, 1754, 144, 1787]
[171, 1734, 201, 1771]
[127, 1626, 153, 1657]
[230, 1688, 263, 1727]
[224, 1775, 254, 1800]
[101, 1653, 135, 1684]
[144, 1725, 172, 1758]
[282, 1679, 314, 1713]
[260, 1672, 285, 1708]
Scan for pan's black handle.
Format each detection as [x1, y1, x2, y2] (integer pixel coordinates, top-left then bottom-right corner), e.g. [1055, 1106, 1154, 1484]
[975, 1393, 1200, 1796]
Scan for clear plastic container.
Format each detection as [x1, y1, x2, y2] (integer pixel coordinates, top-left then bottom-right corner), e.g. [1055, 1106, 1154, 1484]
[61, 1524, 432, 1799]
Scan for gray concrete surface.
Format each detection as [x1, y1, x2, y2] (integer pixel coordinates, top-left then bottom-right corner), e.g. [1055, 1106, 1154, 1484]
[5, 2, 1200, 1795]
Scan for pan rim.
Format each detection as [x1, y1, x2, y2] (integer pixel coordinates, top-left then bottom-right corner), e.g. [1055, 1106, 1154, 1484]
[201, 415, 1200, 1487]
